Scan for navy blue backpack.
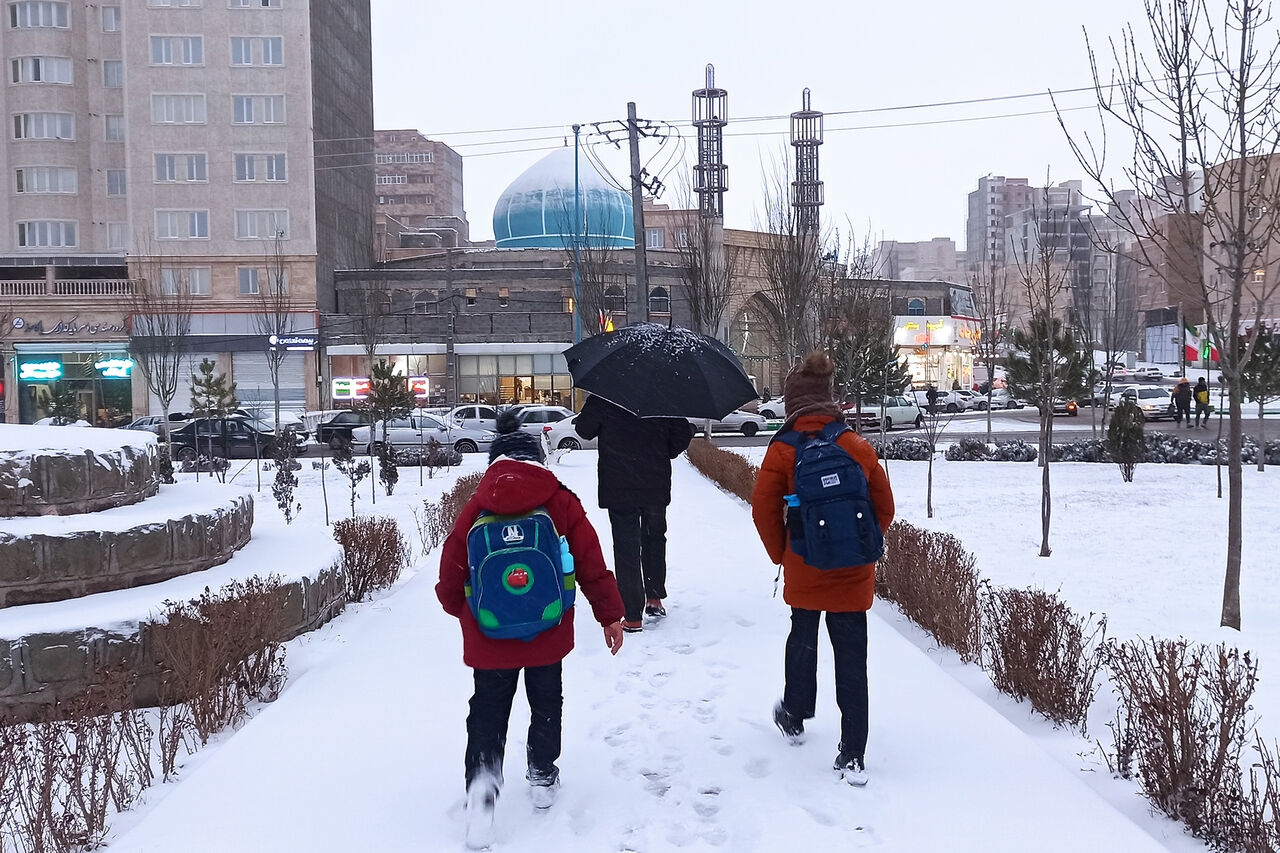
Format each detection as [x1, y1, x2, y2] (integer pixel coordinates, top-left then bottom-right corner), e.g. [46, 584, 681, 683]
[774, 421, 884, 569]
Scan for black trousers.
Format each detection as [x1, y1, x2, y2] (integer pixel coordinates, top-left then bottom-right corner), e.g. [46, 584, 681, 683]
[782, 608, 869, 759]
[1195, 402, 1211, 426]
[608, 507, 668, 622]
[1175, 401, 1191, 423]
[464, 663, 562, 790]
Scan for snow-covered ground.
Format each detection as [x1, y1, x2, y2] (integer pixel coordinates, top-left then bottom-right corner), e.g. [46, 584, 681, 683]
[81, 450, 1235, 851]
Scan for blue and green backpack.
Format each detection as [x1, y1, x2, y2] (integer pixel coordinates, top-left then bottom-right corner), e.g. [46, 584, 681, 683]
[465, 507, 576, 640]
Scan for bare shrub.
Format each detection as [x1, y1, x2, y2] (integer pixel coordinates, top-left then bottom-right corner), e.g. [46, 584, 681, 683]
[412, 502, 447, 557]
[1108, 639, 1258, 849]
[438, 472, 483, 526]
[685, 437, 758, 502]
[149, 576, 289, 743]
[333, 517, 411, 603]
[1242, 737, 1280, 852]
[980, 586, 1107, 734]
[875, 521, 982, 662]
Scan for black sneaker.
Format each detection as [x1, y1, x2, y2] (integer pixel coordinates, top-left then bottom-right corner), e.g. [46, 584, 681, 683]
[644, 598, 667, 618]
[833, 749, 868, 787]
[526, 765, 560, 810]
[621, 620, 643, 633]
[772, 700, 805, 745]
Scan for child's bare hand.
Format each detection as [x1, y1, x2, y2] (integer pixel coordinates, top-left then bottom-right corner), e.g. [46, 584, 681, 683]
[603, 622, 624, 655]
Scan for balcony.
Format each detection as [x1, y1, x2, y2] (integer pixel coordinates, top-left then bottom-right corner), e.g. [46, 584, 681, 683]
[0, 279, 138, 298]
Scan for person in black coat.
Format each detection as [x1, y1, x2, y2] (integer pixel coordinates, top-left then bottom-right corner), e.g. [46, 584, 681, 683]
[574, 395, 696, 632]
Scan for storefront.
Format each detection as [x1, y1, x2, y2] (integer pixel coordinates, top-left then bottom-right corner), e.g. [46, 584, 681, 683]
[892, 315, 979, 390]
[324, 342, 573, 409]
[12, 342, 137, 425]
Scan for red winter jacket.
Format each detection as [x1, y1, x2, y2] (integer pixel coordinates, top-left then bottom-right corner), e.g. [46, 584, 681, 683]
[436, 459, 624, 669]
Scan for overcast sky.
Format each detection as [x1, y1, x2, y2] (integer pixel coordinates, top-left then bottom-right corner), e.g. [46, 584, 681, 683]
[369, 0, 1147, 249]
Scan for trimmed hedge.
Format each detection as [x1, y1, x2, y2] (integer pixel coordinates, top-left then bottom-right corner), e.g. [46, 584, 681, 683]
[944, 434, 1280, 465]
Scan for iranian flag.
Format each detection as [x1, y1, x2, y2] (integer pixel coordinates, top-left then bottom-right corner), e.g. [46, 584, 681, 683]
[1185, 322, 1220, 362]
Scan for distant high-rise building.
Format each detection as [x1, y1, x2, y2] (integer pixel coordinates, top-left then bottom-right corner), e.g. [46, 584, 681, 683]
[0, 0, 374, 422]
[965, 175, 1032, 270]
[874, 238, 966, 283]
[373, 130, 467, 246]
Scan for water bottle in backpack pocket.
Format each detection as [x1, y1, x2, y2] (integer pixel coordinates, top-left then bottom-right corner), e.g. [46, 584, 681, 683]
[776, 421, 884, 569]
[464, 507, 576, 640]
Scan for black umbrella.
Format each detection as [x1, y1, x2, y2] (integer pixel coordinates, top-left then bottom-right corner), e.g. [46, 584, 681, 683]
[564, 323, 758, 419]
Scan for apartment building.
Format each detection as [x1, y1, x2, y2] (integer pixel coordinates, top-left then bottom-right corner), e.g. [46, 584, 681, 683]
[965, 174, 1033, 272]
[873, 237, 966, 283]
[374, 129, 467, 247]
[0, 0, 372, 423]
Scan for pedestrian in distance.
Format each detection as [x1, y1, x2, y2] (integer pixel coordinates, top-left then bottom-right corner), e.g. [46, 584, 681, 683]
[436, 412, 625, 848]
[574, 394, 696, 633]
[1194, 377, 1212, 429]
[1173, 378, 1193, 427]
[750, 352, 896, 787]
[925, 384, 939, 415]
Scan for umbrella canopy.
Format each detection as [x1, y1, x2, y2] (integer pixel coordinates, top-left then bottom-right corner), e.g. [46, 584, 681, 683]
[564, 324, 758, 419]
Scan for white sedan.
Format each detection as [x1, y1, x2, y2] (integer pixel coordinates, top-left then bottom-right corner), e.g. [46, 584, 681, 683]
[544, 414, 597, 450]
[847, 396, 924, 431]
[352, 412, 496, 454]
[687, 410, 767, 436]
[757, 397, 786, 420]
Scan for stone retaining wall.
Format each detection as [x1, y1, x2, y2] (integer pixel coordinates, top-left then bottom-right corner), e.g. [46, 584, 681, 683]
[0, 562, 347, 719]
[0, 442, 160, 517]
[0, 496, 254, 607]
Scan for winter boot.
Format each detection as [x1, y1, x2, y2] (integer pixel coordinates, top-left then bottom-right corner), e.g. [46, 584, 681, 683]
[465, 776, 499, 850]
[622, 620, 643, 634]
[772, 700, 805, 746]
[834, 749, 868, 787]
[644, 598, 667, 618]
[526, 765, 560, 810]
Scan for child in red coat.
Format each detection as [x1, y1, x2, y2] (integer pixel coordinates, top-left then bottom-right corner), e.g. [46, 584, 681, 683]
[436, 413, 624, 846]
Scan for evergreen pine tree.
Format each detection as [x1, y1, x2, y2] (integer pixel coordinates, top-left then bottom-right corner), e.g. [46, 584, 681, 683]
[1240, 326, 1280, 471]
[365, 360, 415, 496]
[331, 438, 371, 518]
[1106, 396, 1145, 482]
[46, 381, 82, 425]
[189, 358, 238, 416]
[1003, 314, 1090, 410]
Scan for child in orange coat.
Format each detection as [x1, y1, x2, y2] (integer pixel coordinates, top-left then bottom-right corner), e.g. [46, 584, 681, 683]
[750, 352, 895, 786]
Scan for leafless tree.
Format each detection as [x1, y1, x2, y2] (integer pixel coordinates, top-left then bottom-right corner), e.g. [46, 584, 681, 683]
[756, 153, 823, 365]
[127, 251, 194, 451]
[1057, 0, 1280, 628]
[968, 248, 1013, 438]
[557, 201, 625, 337]
[672, 206, 741, 340]
[253, 232, 295, 432]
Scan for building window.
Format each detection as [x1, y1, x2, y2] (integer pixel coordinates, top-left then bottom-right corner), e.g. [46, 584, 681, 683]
[184, 153, 206, 181]
[237, 267, 259, 294]
[232, 94, 284, 124]
[264, 153, 286, 181]
[154, 152, 205, 182]
[102, 60, 123, 87]
[104, 114, 124, 141]
[230, 36, 252, 65]
[499, 287, 509, 308]
[107, 222, 128, 250]
[101, 5, 120, 30]
[261, 36, 282, 64]
[465, 288, 476, 306]
[151, 94, 206, 124]
[105, 169, 126, 196]
[674, 228, 691, 248]
[154, 153, 175, 182]
[645, 228, 664, 249]
[234, 208, 288, 239]
[10, 56, 73, 83]
[17, 220, 76, 247]
[155, 209, 208, 240]
[15, 166, 76, 193]
[233, 153, 255, 181]
[563, 294, 575, 314]
[907, 297, 926, 316]
[9, 1, 69, 28]
[161, 267, 210, 295]
[148, 0, 201, 7]
[230, 0, 280, 6]
[604, 285, 625, 312]
[150, 35, 203, 65]
[376, 174, 407, 185]
[648, 286, 670, 314]
[13, 112, 73, 140]
[375, 152, 435, 164]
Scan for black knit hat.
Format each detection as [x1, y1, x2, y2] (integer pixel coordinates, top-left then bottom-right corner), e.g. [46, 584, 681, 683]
[487, 410, 545, 464]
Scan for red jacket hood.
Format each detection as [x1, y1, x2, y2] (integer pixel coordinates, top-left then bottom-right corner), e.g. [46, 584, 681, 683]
[473, 459, 562, 515]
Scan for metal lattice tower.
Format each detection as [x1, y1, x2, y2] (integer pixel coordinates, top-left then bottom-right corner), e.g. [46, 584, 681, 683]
[692, 63, 728, 219]
[789, 88, 824, 234]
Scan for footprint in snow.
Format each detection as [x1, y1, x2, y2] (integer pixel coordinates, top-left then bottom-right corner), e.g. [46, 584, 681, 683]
[604, 723, 631, 747]
[668, 643, 695, 656]
[744, 757, 771, 778]
[802, 804, 838, 826]
[700, 822, 729, 847]
[735, 617, 756, 628]
[568, 804, 596, 836]
[694, 701, 717, 725]
[647, 671, 672, 687]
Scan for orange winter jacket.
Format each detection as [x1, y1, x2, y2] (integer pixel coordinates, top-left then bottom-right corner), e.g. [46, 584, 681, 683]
[750, 415, 895, 612]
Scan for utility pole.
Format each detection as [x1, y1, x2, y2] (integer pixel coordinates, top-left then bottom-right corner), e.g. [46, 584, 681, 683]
[445, 248, 456, 408]
[627, 101, 649, 326]
[572, 124, 583, 343]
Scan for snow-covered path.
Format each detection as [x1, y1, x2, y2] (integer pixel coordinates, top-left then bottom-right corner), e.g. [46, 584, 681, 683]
[104, 452, 1198, 852]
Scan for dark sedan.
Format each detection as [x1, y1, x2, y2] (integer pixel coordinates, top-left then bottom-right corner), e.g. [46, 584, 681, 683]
[314, 410, 372, 449]
[169, 416, 305, 461]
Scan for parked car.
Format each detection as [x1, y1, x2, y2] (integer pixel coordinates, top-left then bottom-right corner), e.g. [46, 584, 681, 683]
[1134, 366, 1165, 380]
[232, 408, 309, 442]
[352, 411, 496, 455]
[972, 388, 1024, 410]
[687, 410, 768, 436]
[1112, 385, 1176, 420]
[314, 410, 373, 449]
[1038, 398, 1080, 416]
[757, 397, 787, 420]
[908, 388, 973, 413]
[125, 415, 169, 437]
[848, 396, 925, 431]
[448, 404, 500, 433]
[545, 414, 597, 451]
[169, 416, 305, 461]
[512, 405, 573, 435]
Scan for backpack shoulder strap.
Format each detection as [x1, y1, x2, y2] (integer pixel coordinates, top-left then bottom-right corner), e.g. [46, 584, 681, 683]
[771, 428, 804, 448]
[820, 420, 850, 442]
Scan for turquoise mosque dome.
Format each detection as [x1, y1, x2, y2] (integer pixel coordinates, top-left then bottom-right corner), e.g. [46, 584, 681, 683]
[492, 147, 634, 249]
